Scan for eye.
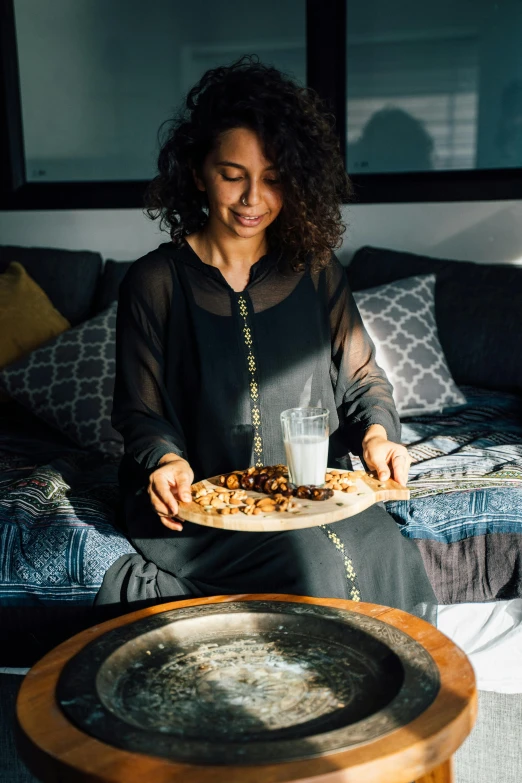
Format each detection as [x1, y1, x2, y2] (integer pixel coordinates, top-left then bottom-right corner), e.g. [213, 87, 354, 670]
[266, 178, 281, 185]
[221, 174, 243, 182]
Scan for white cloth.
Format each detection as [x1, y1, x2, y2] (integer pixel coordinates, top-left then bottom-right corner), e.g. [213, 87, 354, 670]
[437, 600, 522, 693]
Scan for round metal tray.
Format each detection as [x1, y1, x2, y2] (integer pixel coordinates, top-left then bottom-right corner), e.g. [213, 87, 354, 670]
[57, 601, 440, 765]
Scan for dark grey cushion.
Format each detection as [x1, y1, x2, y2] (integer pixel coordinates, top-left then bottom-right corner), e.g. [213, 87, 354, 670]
[346, 246, 522, 392]
[93, 259, 133, 313]
[0, 245, 102, 325]
[0, 303, 122, 454]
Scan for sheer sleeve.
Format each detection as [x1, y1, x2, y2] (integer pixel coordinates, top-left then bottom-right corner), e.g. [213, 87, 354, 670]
[326, 254, 401, 456]
[111, 252, 187, 470]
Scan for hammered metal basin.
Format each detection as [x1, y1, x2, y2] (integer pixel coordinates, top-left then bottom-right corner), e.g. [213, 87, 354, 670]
[57, 601, 440, 765]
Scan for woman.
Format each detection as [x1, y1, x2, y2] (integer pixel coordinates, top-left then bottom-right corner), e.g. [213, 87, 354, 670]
[96, 56, 436, 622]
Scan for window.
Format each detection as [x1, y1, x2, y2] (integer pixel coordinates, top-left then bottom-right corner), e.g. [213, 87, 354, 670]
[345, 0, 522, 195]
[0, 0, 305, 207]
[347, 36, 478, 173]
[2, 0, 522, 207]
[13, 0, 305, 184]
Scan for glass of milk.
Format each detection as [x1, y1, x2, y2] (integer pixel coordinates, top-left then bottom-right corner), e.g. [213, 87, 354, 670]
[280, 407, 329, 486]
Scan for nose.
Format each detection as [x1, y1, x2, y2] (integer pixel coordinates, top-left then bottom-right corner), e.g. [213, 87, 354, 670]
[242, 178, 263, 206]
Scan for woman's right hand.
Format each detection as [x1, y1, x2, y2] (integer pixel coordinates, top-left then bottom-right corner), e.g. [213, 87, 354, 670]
[148, 454, 194, 531]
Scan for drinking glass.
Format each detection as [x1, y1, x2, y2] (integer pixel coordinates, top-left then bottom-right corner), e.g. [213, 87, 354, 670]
[280, 407, 329, 486]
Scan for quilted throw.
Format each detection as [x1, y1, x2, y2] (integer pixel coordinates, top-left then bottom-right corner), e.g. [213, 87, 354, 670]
[353, 386, 522, 603]
[0, 407, 135, 607]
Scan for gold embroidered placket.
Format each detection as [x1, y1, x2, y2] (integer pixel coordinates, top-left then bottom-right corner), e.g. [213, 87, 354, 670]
[320, 525, 361, 601]
[238, 295, 264, 467]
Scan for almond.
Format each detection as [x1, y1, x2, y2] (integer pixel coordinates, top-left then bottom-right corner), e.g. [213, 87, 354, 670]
[257, 499, 276, 509]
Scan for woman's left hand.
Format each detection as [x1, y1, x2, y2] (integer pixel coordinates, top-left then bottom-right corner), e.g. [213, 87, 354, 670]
[362, 426, 411, 487]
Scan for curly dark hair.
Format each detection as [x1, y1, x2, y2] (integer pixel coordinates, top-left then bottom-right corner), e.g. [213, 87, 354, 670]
[145, 54, 354, 271]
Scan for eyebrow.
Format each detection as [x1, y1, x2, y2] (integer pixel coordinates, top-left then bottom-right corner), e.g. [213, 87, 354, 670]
[216, 160, 277, 171]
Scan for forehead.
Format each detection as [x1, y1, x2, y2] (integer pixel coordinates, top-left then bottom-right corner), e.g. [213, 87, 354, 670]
[211, 127, 275, 166]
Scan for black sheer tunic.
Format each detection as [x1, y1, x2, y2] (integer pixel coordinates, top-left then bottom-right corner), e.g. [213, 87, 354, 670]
[113, 239, 401, 484]
[100, 239, 436, 623]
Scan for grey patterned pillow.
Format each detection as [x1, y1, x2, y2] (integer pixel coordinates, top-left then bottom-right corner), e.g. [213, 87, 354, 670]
[353, 274, 466, 416]
[0, 302, 122, 454]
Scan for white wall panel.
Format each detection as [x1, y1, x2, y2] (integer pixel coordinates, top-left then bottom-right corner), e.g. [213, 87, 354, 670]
[1, 201, 521, 265]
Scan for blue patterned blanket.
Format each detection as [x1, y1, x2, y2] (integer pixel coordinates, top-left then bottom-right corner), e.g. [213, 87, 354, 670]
[387, 386, 522, 534]
[354, 386, 522, 602]
[0, 403, 134, 608]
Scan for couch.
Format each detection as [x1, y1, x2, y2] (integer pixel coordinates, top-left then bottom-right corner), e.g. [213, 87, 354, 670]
[0, 242, 521, 782]
[0, 242, 521, 660]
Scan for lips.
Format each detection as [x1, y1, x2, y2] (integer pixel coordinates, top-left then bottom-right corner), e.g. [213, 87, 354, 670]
[232, 211, 265, 226]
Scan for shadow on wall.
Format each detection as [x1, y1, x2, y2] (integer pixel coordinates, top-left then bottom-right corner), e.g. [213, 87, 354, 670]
[348, 107, 435, 174]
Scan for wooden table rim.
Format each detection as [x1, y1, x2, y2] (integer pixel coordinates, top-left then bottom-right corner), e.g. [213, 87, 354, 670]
[16, 594, 477, 783]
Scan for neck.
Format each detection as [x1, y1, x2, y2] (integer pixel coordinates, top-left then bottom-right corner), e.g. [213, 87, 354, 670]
[194, 217, 269, 271]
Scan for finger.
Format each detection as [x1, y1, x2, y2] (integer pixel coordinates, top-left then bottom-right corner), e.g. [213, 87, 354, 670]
[175, 469, 194, 504]
[157, 465, 193, 505]
[149, 486, 183, 530]
[375, 463, 391, 482]
[150, 479, 179, 518]
[392, 454, 410, 486]
[158, 514, 184, 532]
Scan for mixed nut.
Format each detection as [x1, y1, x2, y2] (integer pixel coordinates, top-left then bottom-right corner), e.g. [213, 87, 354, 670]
[191, 465, 361, 516]
[323, 469, 362, 494]
[191, 485, 302, 516]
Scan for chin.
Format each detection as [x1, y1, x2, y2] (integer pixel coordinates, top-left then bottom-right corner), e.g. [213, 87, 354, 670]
[229, 220, 267, 236]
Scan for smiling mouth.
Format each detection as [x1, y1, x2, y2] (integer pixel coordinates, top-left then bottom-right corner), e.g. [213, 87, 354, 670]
[233, 212, 265, 220]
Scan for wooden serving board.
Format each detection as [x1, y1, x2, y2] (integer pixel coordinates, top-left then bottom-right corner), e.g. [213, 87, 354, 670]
[176, 469, 410, 532]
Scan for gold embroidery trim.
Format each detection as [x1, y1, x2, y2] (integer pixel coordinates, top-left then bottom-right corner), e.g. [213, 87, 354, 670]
[320, 525, 361, 602]
[238, 295, 264, 467]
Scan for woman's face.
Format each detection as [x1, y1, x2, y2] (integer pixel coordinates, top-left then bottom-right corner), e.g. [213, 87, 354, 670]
[193, 127, 283, 237]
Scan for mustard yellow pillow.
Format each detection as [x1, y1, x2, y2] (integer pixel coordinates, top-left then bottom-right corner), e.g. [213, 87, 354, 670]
[0, 261, 70, 372]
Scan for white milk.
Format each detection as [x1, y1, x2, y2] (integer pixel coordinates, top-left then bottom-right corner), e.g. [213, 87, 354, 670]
[284, 435, 329, 486]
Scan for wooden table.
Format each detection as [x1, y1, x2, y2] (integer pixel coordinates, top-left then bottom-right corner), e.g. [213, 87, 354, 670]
[16, 594, 477, 783]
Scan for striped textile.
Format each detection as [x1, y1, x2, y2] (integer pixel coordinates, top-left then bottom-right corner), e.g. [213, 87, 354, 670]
[362, 386, 522, 602]
[0, 408, 135, 606]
